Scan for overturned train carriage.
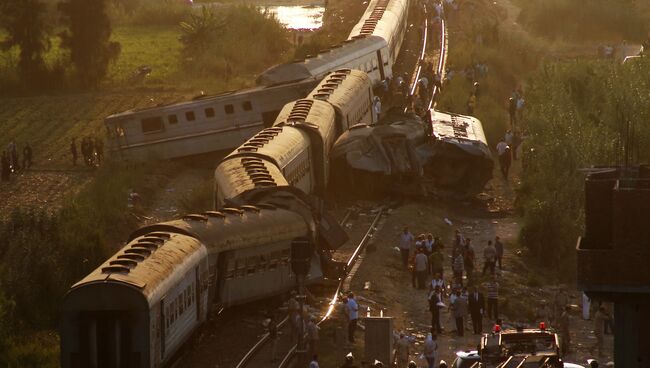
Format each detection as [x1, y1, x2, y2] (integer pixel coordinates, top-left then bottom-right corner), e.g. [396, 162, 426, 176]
[61, 204, 342, 368]
[330, 109, 493, 195]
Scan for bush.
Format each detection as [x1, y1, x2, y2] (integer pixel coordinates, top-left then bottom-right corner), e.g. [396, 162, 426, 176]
[109, 0, 192, 27]
[179, 5, 291, 80]
[516, 0, 649, 41]
[517, 57, 650, 276]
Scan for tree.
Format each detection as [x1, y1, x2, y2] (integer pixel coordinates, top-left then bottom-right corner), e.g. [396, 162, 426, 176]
[0, 0, 51, 86]
[58, 0, 120, 88]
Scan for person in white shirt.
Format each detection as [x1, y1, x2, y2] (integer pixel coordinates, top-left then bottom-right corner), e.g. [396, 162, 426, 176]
[346, 292, 359, 342]
[373, 96, 382, 122]
[399, 227, 415, 269]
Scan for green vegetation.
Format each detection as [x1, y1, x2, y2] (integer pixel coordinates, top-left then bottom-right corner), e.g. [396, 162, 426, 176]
[514, 0, 649, 41]
[58, 0, 121, 87]
[517, 57, 650, 276]
[437, 7, 544, 146]
[0, 163, 161, 365]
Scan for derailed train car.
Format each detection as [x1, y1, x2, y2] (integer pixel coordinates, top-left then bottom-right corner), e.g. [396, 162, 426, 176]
[215, 69, 374, 208]
[330, 109, 493, 195]
[103, 0, 410, 163]
[61, 198, 345, 368]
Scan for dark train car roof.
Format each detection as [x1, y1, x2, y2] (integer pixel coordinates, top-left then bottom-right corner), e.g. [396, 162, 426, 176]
[257, 36, 386, 86]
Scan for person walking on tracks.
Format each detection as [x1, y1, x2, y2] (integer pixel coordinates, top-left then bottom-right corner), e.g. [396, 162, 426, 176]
[428, 285, 443, 334]
[423, 331, 439, 368]
[482, 240, 497, 276]
[485, 276, 499, 321]
[394, 333, 411, 368]
[346, 292, 359, 343]
[496, 138, 512, 180]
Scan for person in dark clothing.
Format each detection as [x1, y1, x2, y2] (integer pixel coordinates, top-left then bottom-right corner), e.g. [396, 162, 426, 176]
[71, 138, 78, 166]
[429, 286, 443, 334]
[22, 143, 32, 169]
[508, 97, 517, 128]
[468, 286, 485, 334]
[1, 152, 10, 181]
[500, 146, 512, 179]
[94, 137, 104, 164]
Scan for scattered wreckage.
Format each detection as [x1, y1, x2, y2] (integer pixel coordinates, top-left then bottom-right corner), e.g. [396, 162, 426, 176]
[330, 108, 493, 196]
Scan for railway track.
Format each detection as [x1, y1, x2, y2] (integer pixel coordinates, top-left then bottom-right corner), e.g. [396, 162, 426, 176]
[236, 3, 450, 367]
[235, 207, 385, 368]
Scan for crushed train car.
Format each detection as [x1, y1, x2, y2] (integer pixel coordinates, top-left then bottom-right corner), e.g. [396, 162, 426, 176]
[330, 109, 493, 195]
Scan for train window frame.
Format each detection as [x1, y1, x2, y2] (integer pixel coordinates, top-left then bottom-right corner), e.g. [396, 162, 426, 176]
[246, 256, 257, 275]
[224, 104, 235, 115]
[205, 107, 215, 118]
[235, 259, 246, 277]
[259, 254, 268, 271]
[178, 295, 184, 315]
[225, 259, 235, 279]
[168, 114, 178, 124]
[185, 111, 196, 121]
[242, 101, 253, 111]
[141, 116, 164, 134]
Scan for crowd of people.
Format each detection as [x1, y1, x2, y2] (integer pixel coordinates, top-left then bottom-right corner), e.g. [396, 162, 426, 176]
[1, 140, 32, 182]
[70, 136, 104, 167]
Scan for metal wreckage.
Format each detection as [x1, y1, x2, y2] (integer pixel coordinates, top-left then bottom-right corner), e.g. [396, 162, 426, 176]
[330, 107, 493, 196]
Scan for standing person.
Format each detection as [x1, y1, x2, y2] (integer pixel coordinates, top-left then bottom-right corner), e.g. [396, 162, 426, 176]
[485, 277, 499, 321]
[70, 138, 78, 166]
[287, 291, 300, 343]
[423, 332, 438, 368]
[346, 292, 359, 343]
[266, 314, 279, 362]
[95, 136, 104, 164]
[453, 229, 465, 249]
[429, 246, 444, 277]
[428, 286, 443, 334]
[424, 233, 435, 254]
[468, 286, 485, 335]
[7, 140, 18, 172]
[592, 306, 606, 357]
[494, 236, 504, 270]
[559, 305, 571, 355]
[452, 290, 467, 337]
[415, 248, 429, 289]
[452, 252, 464, 286]
[307, 316, 320, 358]
[463, 238, 475, 283]
[498, 137, 512, 181]
[482, 240, 497, 276]
[399, 227, 415, 269]
[373, 96, 382, 122]
[22, 143, 32, 169]
[466, 92, 476, 115]
[1, 152, 10, 181]
[394, 333, 410, 368]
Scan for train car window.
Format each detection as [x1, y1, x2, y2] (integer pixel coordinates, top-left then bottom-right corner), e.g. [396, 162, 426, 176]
[141, 116, 164, 133]
[235, 259, 246, 277]
[168, 114, 178, 124]
[281, 249, 290, 263]
[225, 259, 235, 279]
[224, 104, 235, 114]
[185, 111, 196, 121]
[242, 101, 253, 111]
[205, 107, 215, 118]
[246, 256, 257, 275]
[372, 59, 378, 71]
[259, 255, 268, 270]
[179, 295, 184, 315]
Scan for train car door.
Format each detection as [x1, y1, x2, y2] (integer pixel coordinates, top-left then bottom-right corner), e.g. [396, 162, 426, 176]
[376, 50, 386, 81]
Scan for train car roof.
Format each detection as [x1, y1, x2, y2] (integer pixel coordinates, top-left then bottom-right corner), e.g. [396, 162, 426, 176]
[430, 110, 489, 149]
[348, 0, 408, 44]
[257, 36, 386, 86]
[135, 207, 310, 255]
[215, 156, 289, 200]
[104, 78, 316, 122]
[308, 69, 372, 109]
[70, 232, 206, 302]
[273, 98, 337, 141]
